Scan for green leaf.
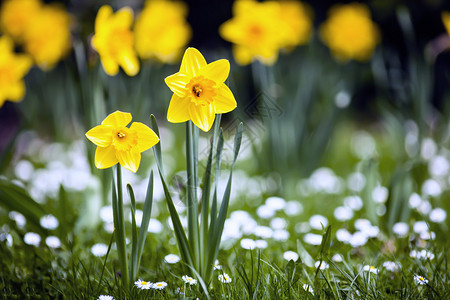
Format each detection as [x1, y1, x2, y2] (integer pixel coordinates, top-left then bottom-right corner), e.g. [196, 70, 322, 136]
[136, 171, 154, 273]
[149, 115, 164, 175]
[127, 184, 138, 284]
[0, 178, 47, 235]
[296, 239, 314, 268]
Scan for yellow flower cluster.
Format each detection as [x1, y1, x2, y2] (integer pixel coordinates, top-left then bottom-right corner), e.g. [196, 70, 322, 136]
[320, 3, 380, 62]
[219, 0, 313, 65]
[0, 0, 71, 70]
[92, 1, 192, 77]
[0, 36, 33, 107]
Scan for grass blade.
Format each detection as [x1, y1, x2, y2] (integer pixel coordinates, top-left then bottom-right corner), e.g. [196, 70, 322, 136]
[136, 171, 154, 271]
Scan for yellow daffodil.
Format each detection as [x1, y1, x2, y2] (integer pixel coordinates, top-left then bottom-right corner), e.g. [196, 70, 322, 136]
[0, 0, 41, 42]
[320, 3, 380, 62]
[0, 35, 33, 108]
[279, 1, 313, 49]
[23, 4, 71, 70]
[91, 5, 139, 77]
[85, 111, 159, 173]
[442, 12, 450, 36]
[164, 47, 237, 132]
[219, 0, 294, 65]
[134, 0, 191, 63]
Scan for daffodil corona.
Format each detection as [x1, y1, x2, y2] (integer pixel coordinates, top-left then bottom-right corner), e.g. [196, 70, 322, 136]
[85, 111, 159, 173]
[0, 36, 33, 107]
[91, 5, 139, 76]
[165, 47, 237, 132]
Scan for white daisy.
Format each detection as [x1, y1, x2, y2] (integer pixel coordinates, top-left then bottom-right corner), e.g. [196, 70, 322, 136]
[152, 282, 167, 290]
[363, 265, 378, 274]
[213, 259, 222, 270]
[218, 273, 232, 283]
[414, 274, 428, 285]
[283, 251, 299, 262]
[91, 243, 108, 257]
[315, 261, 329, 270]
[40, 214, 59, 230]
[303, 283, 314, 295]
[382, 261, 400, 272]
[164, 254, 180, 264]
[97, 295, 114, 300]
[24, 232, 41, 246]
[134, 279, 152, 290]
[45, 236, 61, 249]
[182, 275, 197, 285]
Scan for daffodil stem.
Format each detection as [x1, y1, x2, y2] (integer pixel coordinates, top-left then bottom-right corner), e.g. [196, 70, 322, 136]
[186, 121, 200, 272]
[113, 165, 129, 288]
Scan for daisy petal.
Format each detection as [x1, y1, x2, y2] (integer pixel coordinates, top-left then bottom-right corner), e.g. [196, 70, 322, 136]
[180, 47, 206, 77]
[102, 111, 132, 127]
[214, 84, 237, 113]
[95, 145, 119, 169]
[189, 103, 215, 132]
[200, 59, 230, 84]
[165, 72, 190, 97]
[116, 150, 141, 173]
[167, 94, 191, 123]
[130, 122, 160, 152]
[85, 125, 113, 147]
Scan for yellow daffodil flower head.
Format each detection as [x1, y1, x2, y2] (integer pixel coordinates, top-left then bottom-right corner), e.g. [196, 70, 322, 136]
[279, 1, 313, 49]
[85, 111, 160, 173]
[91, 5, 139, 77]
[320, 3, 380, 62]
[165, 47, 237, 132]
[134, 0, 192, 63]
[23, 4, 71, 70]
[0, 35, 33, 108]
[219, 0, 294, 65]
[442, 12, 450, 36]
[0, 0, 41, 42]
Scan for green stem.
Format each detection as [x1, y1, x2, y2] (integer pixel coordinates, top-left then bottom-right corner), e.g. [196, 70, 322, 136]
[186, 121, 200, 272]
[113, 165, 129, 288]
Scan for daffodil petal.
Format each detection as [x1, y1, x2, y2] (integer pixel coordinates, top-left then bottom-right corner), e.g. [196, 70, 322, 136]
[443, 12, 450, 35]
[130, 122, 160, 152]
[95, 145, 119, 169]
[189, 103, 215, 132]
[114, 6, 134, 28]
[119, 51, 139, 76]
[85, 125, 113, 147]
[6, 81, 25, 102]
[95, 5, 113, 33]
[100, 54, 119, 76]
[167, 94, 191, 123]
[214, 84, 237, 114]
[199, 59, 230, 84]
[116, 150, 141, 173]
[102, 111, 132, 127]
[180, 47, 206, 77]
[232, 45, 253, 66]
[165, 72, 190, 97]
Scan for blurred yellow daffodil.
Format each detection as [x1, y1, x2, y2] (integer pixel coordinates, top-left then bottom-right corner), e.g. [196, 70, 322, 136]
[23, 4, 71, 70]
[220, 0, 308, 65]
[85, 111, 159, 173]
[0, 0, 41, 42]
[279, 1, 313, 49]
[91, 5, 139, 76]
[165, 48, 237, 132]
[0, 35, 33, 108]
[320, 3, 380, 62]
[442, 12, 450, 36]
[134, 0, 191, 63]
